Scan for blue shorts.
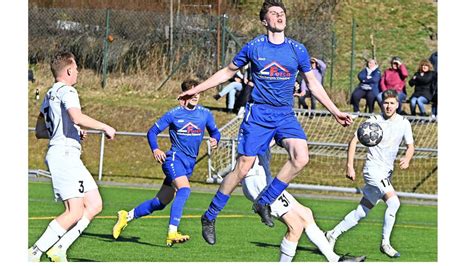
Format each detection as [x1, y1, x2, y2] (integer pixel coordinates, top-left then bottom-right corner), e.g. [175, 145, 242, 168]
[238, 102, 307, 156]
[161, 150, 196, 186]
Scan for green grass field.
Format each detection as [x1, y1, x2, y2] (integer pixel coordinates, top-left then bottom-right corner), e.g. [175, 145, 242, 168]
[28, 181, 437, 262]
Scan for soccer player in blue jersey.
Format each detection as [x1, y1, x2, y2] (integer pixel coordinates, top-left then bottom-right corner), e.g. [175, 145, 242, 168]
[112, 79, 221, 246]
[179, 0, 353, 245]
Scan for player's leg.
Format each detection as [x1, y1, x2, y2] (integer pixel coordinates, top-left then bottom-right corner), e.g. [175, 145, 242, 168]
[326, 196, 373, 250]
[279, 211, 304, 262]
[166, 176, 191, 246]
[201, 155, 256, 244]
[380, 191, 401, 258]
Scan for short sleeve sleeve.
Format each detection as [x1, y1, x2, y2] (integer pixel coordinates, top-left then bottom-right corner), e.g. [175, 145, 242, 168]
[232, 43, 250, 69]
[61, 87, 81, 110]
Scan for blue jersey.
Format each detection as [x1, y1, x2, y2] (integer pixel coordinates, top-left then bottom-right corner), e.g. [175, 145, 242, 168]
[147, 105, 221, 158]
[232, 35, 311, 107]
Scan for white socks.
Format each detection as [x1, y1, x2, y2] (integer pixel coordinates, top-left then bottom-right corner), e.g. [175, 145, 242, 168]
[305, 223, 340, 262]
[51, 215, 90, 251]
[332, 204, 370, 239]
[279, 237, 297, 262]
[32, 219, 67, 255]
[382, 196, 400, 244]
[127, 209, 135, 222]
[168, 224, 178, 233]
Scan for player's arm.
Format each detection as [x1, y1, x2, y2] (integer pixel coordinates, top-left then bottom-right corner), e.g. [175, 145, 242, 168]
[302, 70, 352, 127]
[35, 113, 49, 139]
[67, 107, 116, 139]
[178, 63, 239, 99]
[346, 135, 358, 181]
[399, 143, 414, 169]
[206, 113, 221, 150]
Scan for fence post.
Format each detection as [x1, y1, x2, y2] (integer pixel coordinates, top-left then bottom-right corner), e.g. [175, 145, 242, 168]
[329, 30, 336, 90]
[101, 9, 111, 89]
[221, 14, 227, 66]
[98, 132, 105, 181]
[348, 17, 356, 98]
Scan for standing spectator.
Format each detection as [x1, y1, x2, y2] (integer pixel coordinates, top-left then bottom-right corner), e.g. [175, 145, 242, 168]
[408, 59, 436, 116]
[377, 56, 409, 114]
[429, 51, 437, 118]
[29, 51, 116, 262]
[293, 71, 306, 109]
[350, 59, 381, 114]
[299, 57, 327, 110]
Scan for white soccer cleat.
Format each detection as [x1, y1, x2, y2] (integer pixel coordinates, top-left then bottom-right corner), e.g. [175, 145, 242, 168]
[325, 230, 336, 250]
[46, 246, 68, 262]
[380, 243, 400, 258]
[28, 247, 41, 262]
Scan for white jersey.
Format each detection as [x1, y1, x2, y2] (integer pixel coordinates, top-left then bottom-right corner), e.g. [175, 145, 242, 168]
[362, 114, 414, 173]
[40, 82, 82, 149]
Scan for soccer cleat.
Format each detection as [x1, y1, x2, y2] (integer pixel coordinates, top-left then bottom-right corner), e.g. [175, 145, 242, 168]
[166, 231, 190, 247]
[28, 247, 41, 262]
[338, 254, 366, 262]
[46, 246, 67, 262]
[325, 230, 336, 250]
[380, 243, 400, 258]
[252, 202, 274, 227]
[113, 210, 128, 239]
[201, 214, 216, 245]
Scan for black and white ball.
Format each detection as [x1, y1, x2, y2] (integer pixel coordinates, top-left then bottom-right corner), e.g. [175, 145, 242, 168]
[357, 121, 383, 147]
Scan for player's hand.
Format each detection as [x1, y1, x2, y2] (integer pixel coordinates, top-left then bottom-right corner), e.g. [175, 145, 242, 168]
[153, 149, 166, 164]
[209, 138, 218, 149]
[80, 130, 87, 140]
[334, 111, 353, 127]
[346, 166, 356, 181]
[399, 157, 410, 169]
[177, 86, 199, 101]
[104, 125, 116, 140]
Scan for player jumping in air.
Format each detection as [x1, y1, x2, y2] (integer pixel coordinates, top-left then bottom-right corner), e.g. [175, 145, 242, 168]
[178, 0, 352, 245]
[325, 89, 415, 258]
[112, 79, 220, 246]
[29, 51, 116, 262]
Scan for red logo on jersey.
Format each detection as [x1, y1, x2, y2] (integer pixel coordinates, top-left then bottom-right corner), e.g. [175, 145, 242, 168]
[259, 61, 291, 78]
[178, 122, 202, 136]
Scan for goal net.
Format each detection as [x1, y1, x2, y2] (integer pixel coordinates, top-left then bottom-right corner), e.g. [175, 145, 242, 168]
[208, 109, 437, 199]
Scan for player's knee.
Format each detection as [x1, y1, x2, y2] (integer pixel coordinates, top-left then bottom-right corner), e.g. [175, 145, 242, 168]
[89, 200, 103, 216]
[288, 223, 304, 238]
[291, 155, 309, 171]
[355, 204, 369, 220]
[386, 196, 400, 212]
[301, 206, 314, 224]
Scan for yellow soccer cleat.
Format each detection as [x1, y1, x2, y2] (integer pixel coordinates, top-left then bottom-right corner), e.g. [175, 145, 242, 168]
[113, 210, 128, 239]
[46, 246, 67, 262]
[166, 231, 190, 247]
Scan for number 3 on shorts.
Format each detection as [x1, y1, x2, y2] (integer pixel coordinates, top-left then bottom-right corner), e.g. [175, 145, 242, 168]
[78, 180, 84, 193]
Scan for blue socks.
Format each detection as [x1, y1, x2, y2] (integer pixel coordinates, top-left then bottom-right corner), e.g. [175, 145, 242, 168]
[258, 177, 288, 205]
[133, 197, 166, 219]
[204, 191, 230, 221]
[169, 187, 191, 227]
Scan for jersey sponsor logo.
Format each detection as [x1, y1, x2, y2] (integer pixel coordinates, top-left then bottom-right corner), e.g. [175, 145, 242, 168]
[177, 122, 202, 136]
[258, 61, 291, 80]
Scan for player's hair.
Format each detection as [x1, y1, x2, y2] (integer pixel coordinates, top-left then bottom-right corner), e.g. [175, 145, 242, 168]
[259, 0, 286, 21]
[382, 89, 399, 101]
[50, 51, 75, 78]
[417, 59, 433, 72]
[181, 79, 199, 92]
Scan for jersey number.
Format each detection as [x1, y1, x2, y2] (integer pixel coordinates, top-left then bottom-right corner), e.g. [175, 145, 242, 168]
[278, 194, 289, 207]
[43, 106, 54, 136]
[78, 181, 84, 193]
[380, 178, 392, 188]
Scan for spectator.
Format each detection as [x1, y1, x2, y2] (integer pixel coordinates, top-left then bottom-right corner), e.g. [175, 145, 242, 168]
[408, 59, 436, 116]
[429, 51, 437, 118]
[234, 64, 254, 116]
[299, 57, 326, 110]
[29, 69, 35, 83]
[350, 58, 381, 114]
[293, 71, 306, 109]
[377, 56, 409, 114]
[213, 65, 248, 113]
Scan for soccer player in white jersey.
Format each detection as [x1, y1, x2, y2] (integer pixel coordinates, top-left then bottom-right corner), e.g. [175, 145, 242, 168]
[325, 89, 415, 258]
[241, 143, 366, 262]
[29, 51, 116, 262]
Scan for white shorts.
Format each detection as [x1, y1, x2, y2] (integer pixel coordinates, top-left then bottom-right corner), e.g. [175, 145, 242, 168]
[46, 145, 98, 201]
[241, 172, 296, 218]
[362, 168, 395, 205]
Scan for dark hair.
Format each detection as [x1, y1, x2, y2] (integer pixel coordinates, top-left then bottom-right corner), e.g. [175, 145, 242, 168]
[259, 0, 286, 21]
[50, 51, 75, 78]
[382, 89, 399, 102]
[181, 79, 199, 92]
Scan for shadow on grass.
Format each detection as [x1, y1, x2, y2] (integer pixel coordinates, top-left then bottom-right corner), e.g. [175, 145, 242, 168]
[250, 241, 324, 255]
[82, 231, 163, 248]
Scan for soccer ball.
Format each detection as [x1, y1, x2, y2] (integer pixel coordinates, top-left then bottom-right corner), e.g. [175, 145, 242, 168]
[357, 121, 383, 147]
